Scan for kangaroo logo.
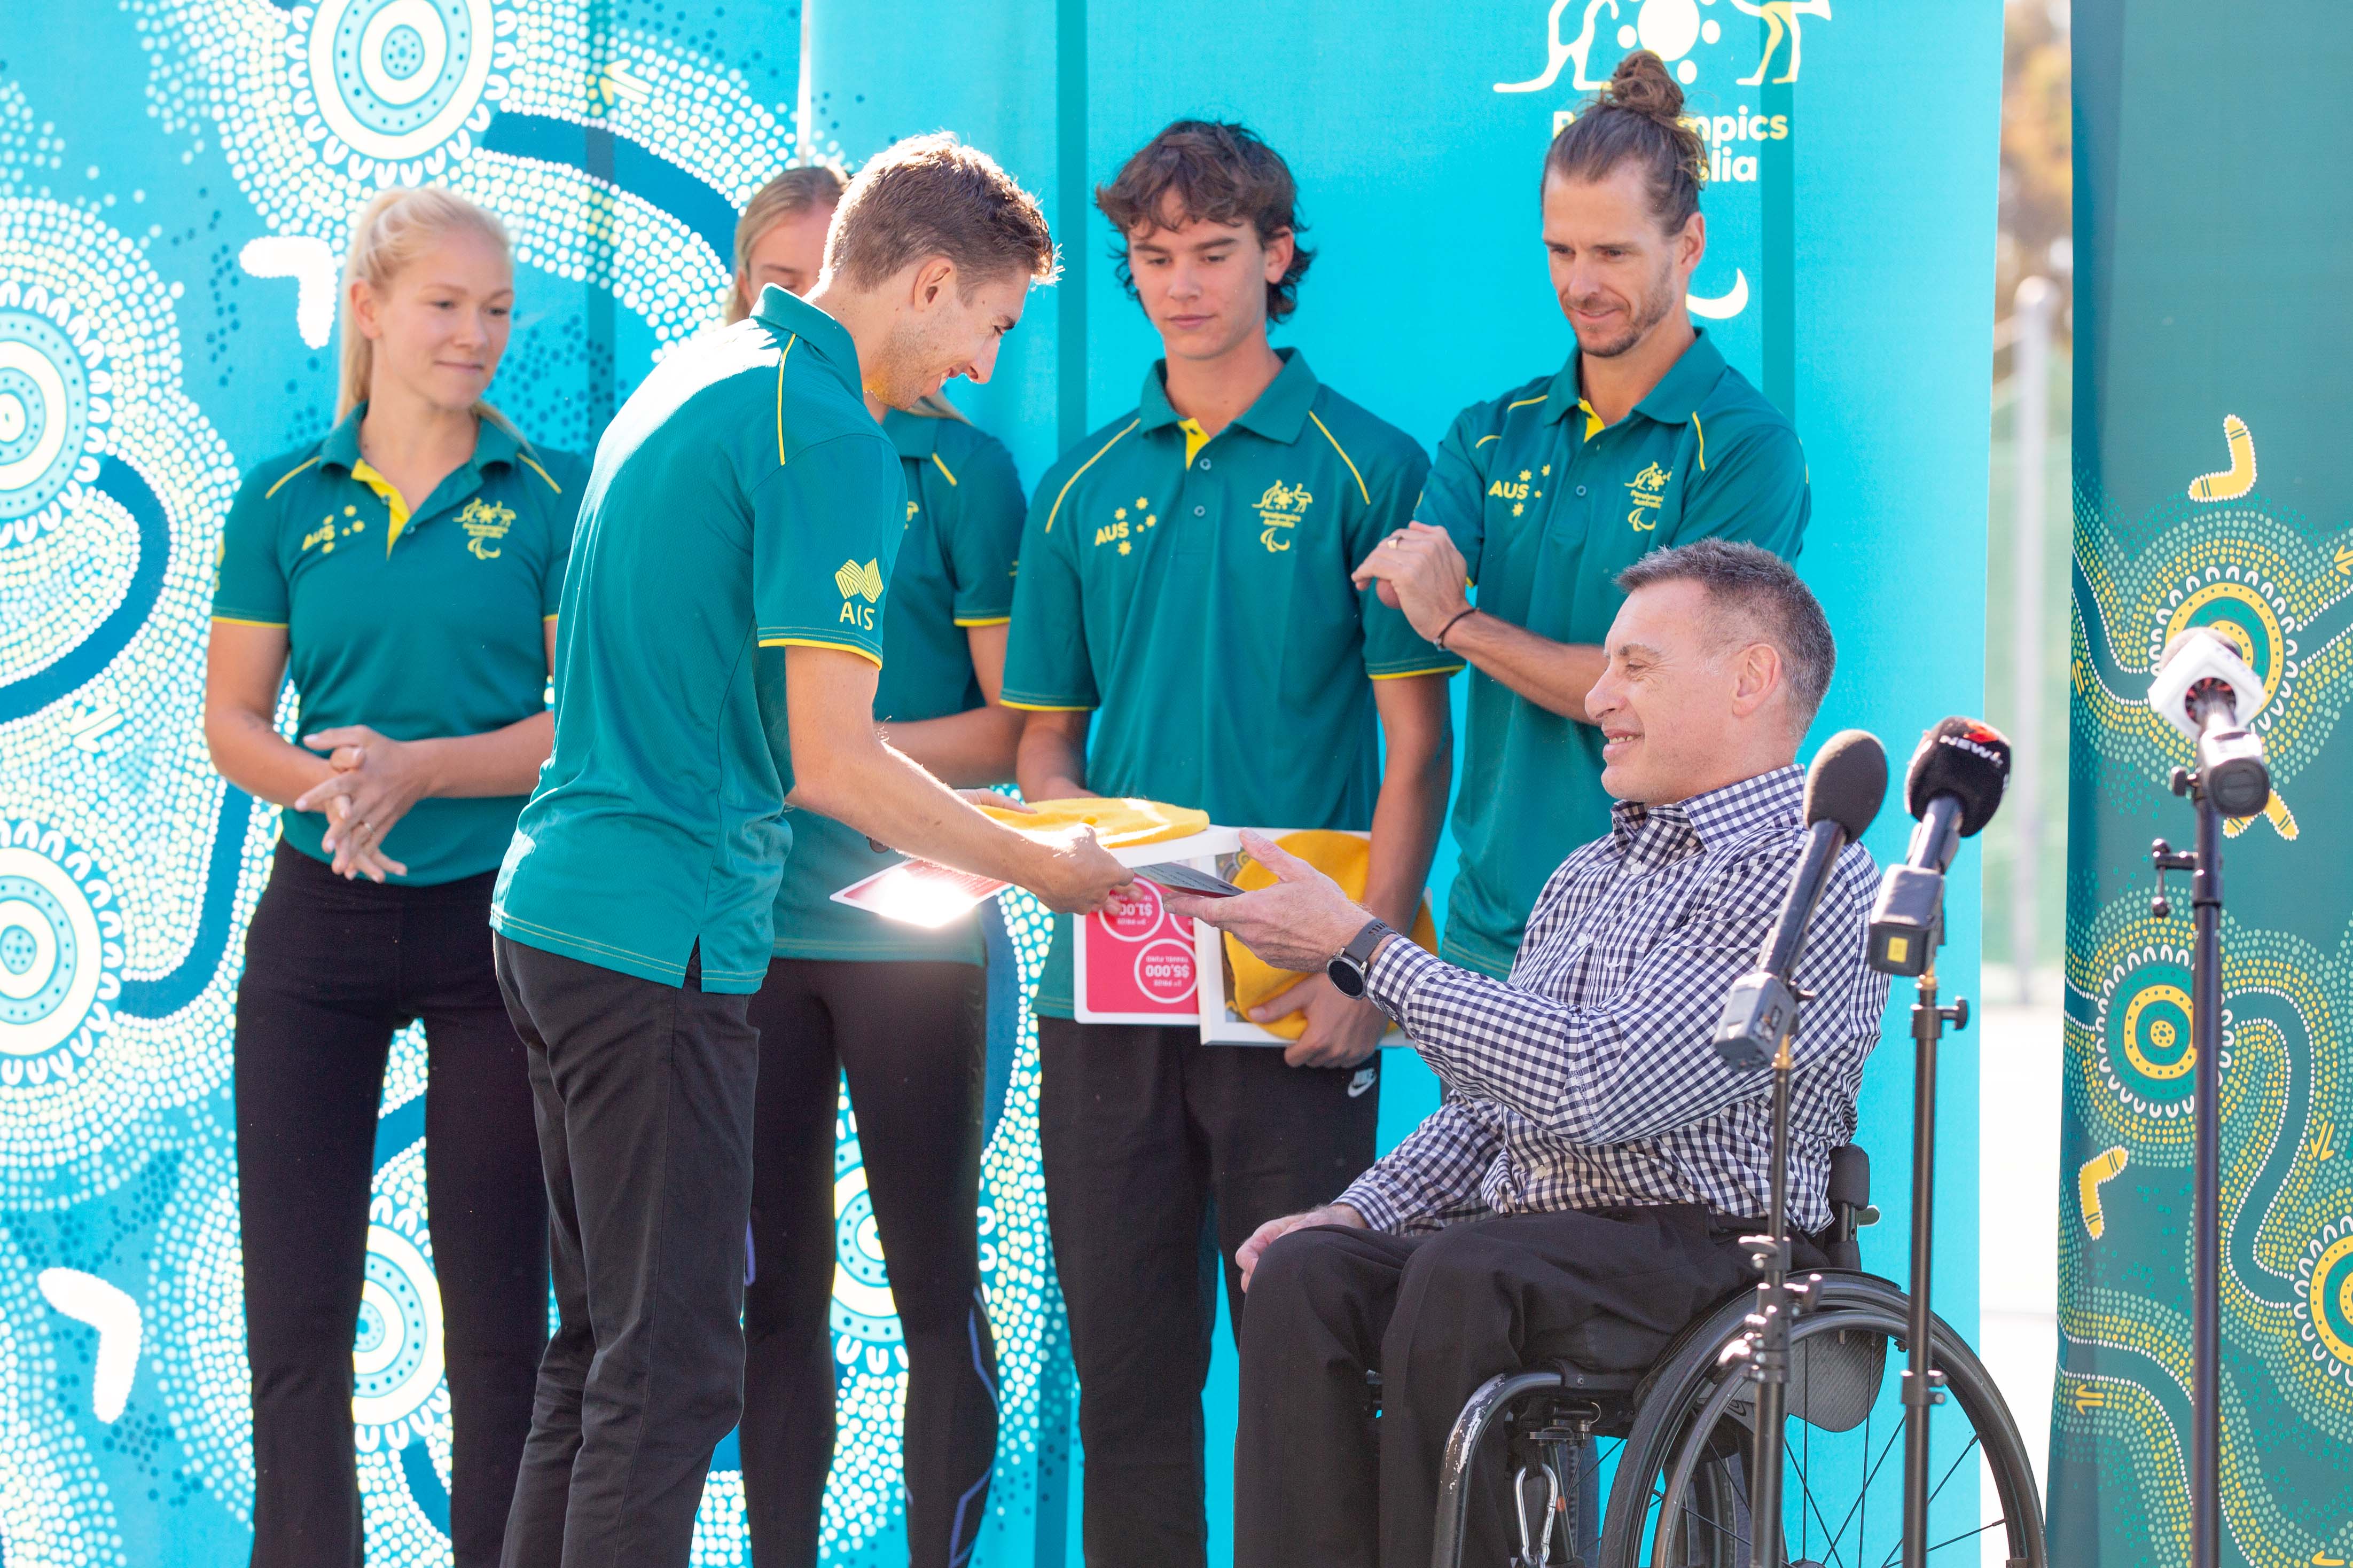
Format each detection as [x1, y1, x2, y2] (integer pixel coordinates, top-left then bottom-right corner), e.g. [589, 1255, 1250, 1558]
[1495, 0, 1624, 93]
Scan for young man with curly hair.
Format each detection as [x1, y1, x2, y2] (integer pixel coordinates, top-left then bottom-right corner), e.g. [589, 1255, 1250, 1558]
[1003, 120, 1457, 1565]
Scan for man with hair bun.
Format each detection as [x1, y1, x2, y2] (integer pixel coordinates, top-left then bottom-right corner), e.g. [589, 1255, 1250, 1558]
[1355, 48, 1812, 985]
[490, 132, 1131, 1568]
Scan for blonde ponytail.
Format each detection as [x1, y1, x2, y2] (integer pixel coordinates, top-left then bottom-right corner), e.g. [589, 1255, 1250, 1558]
[726, 164, 849, 322]
[337, 185, 515, 424]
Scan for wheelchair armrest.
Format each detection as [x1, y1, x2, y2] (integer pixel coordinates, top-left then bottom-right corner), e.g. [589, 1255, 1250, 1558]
[1827, 1143, 1871, 1213]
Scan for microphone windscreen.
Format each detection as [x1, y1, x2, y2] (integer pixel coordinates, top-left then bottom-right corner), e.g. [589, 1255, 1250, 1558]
[1803, 729, 1888, 841]
[1904, 717, 2012, 836]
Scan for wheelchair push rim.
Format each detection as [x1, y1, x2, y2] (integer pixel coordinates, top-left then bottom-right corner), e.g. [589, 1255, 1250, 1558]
[1602, 1274, 2046, 1568]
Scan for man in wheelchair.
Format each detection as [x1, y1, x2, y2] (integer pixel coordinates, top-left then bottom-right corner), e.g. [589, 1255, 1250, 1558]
[1167, 540, 1893, 1565]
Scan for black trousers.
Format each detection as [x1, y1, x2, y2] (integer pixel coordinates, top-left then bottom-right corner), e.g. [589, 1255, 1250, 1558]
[1037, 1017, 1380, 1568]
[1233, 1206, 1824, 1567]
[739, 958, 998, 1568]
[234, 842, 547, 1568]
[493, 936, 761, 1568]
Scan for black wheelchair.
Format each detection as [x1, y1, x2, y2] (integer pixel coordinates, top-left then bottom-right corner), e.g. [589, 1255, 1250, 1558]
[1427, 1146, 2047, 1567]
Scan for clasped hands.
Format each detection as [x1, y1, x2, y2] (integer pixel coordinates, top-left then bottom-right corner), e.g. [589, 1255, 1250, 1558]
[291, 725, 429, 881]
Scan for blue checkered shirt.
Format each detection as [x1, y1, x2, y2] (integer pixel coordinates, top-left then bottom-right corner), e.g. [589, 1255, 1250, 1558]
[1340, 764, 1890, 1235]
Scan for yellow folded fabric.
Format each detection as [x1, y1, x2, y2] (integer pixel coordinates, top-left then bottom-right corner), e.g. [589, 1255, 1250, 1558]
[976, 796, 1210, 849]
[1224, 829, 1439, 1039]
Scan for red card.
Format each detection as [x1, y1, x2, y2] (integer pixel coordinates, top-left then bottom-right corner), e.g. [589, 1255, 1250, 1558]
[1073, 879, 1200, 1022]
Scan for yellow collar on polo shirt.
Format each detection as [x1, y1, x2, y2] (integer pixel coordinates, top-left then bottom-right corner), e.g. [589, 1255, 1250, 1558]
[346, 459, 413, 554]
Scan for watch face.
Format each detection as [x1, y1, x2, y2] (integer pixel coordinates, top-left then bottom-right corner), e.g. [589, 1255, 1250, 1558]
[1327, 957, 1365, 998]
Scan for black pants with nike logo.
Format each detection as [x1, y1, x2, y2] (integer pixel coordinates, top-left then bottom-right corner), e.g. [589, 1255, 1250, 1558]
[1036, 1018, 1380, 1568]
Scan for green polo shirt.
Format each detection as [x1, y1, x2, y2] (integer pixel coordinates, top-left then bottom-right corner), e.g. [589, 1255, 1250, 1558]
[211, 407, 583, 885]
[491, 286, 904, 992]
[1423, 328, 1808, 977]
[769, 408, 1025, 965]
[1004, 349, 1457, 1016]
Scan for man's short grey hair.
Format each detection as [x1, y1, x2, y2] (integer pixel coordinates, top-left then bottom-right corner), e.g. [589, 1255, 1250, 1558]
[1616, 539, 1835, 725]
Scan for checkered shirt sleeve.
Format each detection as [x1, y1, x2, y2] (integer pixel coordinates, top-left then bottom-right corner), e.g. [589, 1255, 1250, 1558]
[1336, 766, 1891, 1234]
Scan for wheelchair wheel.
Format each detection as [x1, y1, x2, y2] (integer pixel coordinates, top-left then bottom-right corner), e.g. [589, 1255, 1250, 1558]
[1597, 1273, 2045, 1568]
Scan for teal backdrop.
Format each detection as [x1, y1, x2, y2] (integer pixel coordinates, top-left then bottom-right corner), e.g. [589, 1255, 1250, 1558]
[0, 2, 1998, 1563]
[2055, 4, 2353, 1563]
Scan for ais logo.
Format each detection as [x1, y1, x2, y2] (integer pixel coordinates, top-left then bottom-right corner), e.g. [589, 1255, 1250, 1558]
[834, 557, 884, 630]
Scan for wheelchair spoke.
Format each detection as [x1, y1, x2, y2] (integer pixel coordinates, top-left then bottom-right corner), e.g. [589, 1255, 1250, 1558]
[1617, 1304, 2043, 1568]
[1867, 1433, 1990, 1568]
[1859, 1405, 1870, 1554]
[1803, 1384, 1812, 1565]
[1921, 1432, 1983, 1511]
[1673, 1483, 1749, 1561]
[1779, 1441, 1852, 1568]
[1820, 1406, 1908, 1553]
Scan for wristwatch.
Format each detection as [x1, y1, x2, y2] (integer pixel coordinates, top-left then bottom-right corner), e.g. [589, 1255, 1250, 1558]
[1326, 919, 1395, 999]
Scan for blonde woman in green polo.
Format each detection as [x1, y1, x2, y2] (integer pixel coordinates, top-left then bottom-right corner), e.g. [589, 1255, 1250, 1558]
[203, 186, 583, 1568]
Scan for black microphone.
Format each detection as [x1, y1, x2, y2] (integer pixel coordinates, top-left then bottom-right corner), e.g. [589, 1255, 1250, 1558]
[1867, 719, 2012, 976]
[1712, 730, 1888, 1072]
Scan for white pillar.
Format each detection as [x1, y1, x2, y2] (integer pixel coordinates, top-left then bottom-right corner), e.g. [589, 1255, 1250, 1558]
[2010, 276, 2059, 1004]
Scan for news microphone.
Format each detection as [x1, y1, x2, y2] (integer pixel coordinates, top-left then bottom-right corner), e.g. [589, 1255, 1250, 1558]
[1867, 718, 2012, 976]
[2147, 629, 2272, 818]
[1713, 730, 1888, 1072]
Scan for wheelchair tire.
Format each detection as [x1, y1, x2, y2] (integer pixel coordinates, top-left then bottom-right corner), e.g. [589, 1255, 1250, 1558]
[1595, 1272, 2045, 1568]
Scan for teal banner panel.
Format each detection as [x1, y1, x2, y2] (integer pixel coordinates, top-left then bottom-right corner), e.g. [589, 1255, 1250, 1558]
[2057, 4, 2353, 1564]
[0, 2, 1996, 1564]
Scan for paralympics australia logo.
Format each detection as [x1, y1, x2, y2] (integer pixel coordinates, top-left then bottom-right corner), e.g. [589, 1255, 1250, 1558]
[1495, 0, 1834, 322]
[1624, 460, 1670, 531]
[456, 495, 513, 559]
[1254, 480, 1312, 553]
[1496, 0, 1830, 96]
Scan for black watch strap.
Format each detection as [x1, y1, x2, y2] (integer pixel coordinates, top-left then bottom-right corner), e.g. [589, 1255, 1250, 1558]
[1327, 919, 1394, 999]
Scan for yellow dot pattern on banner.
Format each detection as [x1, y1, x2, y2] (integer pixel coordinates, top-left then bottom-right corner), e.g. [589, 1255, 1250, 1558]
[2311, 1235, 2353, 1368]
[2122, 984, 2196, 1081]
[2166, 581, 2284, 710]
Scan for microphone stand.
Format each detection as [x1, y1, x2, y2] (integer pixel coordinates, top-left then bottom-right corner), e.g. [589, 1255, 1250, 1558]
[2150, 760, 2229, 1568]
[1739, 1034, 1798, 1568]
[1899, 953, 1966, 1567]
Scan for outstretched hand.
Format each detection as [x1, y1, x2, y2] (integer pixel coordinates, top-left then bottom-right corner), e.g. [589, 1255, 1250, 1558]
[1027, 825, 1135, 917]
[1162, 829, 1368, 975]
